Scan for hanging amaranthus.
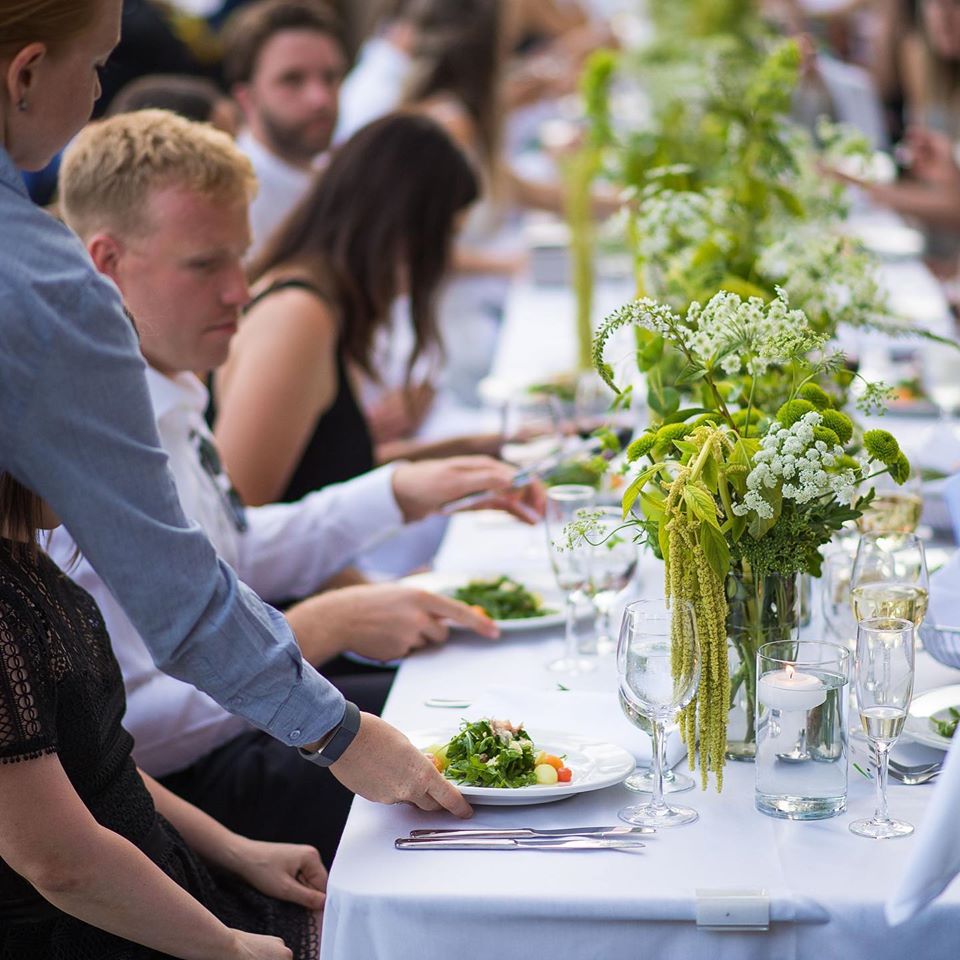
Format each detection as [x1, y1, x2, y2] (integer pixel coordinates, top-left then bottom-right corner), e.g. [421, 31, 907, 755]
[662, 436, 730, 791]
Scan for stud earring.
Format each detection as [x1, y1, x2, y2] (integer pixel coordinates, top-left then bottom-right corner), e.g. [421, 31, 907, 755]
[17, 98, 27, 112]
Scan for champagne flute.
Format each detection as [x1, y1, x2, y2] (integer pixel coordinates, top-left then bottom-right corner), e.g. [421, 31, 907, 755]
[849, 533, 929, 643]
[545, 485, 595, 674]
[586, 507, 639, 655]
[617, 598, 700, 827]
[849, 617, 915, 840]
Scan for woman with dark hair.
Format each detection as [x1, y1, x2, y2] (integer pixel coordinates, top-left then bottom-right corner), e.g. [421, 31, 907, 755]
[213, 112, 483, 507]
[0, 474, 324, 959]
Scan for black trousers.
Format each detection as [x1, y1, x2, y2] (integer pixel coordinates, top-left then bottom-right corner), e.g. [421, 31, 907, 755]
[159, 664, 395, 867]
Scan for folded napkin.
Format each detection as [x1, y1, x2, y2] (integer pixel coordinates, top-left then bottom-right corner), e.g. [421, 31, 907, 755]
[887, 732, 960, 924]
[468, 685, 688, 768]
[928, 549, 960, 627]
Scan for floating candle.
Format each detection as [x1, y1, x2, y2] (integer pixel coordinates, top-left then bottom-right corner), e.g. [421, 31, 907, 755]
[758, 665, 827, 713]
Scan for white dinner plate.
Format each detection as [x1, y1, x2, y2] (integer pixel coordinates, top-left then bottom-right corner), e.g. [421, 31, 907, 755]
[400, 571, 587, 634]
[411, 729, 636, 805]
[903, 684, 960, 751]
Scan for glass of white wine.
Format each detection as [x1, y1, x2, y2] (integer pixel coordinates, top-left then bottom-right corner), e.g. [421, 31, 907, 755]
[855, 471, 923, 536]
[850, 617, 915, 840]
[849, 533, 929, 641]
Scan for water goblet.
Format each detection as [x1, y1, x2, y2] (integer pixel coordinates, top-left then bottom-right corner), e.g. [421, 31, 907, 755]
[849, 617, 915, 840]
[544, 485, 596, 674]
[617, 598, 700, 826]
[619, 705, 695, 794]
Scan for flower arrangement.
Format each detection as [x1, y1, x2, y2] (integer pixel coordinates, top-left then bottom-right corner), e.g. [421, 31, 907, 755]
[593, 290, 909, 789]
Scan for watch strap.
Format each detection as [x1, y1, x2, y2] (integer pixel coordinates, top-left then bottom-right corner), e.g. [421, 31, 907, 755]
[298, 701, 361, 767]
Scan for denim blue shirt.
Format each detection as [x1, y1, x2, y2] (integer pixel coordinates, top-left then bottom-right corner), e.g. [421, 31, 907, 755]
[0, 145, 344, 746]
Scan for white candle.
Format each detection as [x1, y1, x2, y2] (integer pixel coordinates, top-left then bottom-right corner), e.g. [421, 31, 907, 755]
[758, 665, 827, 713]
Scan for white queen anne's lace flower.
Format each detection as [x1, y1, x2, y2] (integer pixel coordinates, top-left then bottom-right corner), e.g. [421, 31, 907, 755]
[733, 411, 857, 519]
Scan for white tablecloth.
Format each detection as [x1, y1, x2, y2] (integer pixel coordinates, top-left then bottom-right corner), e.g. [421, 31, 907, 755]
[321, 513, 960, 960]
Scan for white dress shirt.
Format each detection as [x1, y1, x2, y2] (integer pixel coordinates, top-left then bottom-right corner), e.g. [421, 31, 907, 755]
[49, 368, 404, 776]
[238, 129, 317, 258]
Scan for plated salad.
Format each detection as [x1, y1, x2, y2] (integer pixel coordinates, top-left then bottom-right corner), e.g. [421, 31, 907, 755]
[932, 707, 959, 739]
[452, 576, 554, 621]
[424, 719, 572, 788]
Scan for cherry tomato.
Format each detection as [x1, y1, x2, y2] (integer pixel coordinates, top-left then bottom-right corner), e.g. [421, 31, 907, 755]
[557, 767, 572, 783]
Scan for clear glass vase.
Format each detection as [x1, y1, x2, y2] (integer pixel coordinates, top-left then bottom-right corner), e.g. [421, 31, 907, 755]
[725, 564, 801, 761]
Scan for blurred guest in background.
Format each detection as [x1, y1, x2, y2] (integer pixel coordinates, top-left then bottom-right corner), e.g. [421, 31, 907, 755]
[222, 0, 345, 255]
[108, 73, 240, 134]
[212, 114, 510, 513]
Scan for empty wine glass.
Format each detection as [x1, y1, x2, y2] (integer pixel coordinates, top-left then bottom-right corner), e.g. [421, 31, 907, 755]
[850, 617, 915, 840]
[586, 507, 639, 655]
[822, 549, 857, 648]
[545, 485, 595, 674]
[850, 533, 929, 646]
[617, 598, 700, 827]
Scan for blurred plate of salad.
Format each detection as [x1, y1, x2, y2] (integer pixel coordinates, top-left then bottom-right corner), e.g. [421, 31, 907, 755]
[904, 684, 960, 750]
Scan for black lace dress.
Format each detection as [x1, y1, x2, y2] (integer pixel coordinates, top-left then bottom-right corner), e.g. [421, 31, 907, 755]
[0, 538, 319, 960]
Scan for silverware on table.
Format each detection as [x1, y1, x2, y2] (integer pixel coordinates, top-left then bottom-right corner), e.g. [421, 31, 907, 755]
[887, 765, 941, 785]
[408, 825, 653, 839]
[887, 758, 943, 777]
[395, 835, 647, 851]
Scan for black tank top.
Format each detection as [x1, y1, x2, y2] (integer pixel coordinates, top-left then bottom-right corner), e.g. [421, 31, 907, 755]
[215, 278, 375, 502]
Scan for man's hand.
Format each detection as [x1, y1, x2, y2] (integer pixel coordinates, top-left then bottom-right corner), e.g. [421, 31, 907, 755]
[329, 713, 473, 818]
[290, 583, 499, 665]
[392, 456, 547, 524]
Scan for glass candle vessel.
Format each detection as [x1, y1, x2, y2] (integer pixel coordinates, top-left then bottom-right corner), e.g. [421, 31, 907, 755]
[755, 640, 850, 820]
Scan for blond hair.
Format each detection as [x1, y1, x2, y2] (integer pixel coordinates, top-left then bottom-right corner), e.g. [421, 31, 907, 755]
[59, 109, 257, 240]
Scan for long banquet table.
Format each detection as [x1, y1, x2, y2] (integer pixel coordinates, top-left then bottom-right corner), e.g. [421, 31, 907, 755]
[320, 214, 960, 959]
[320, 513, 960, 960]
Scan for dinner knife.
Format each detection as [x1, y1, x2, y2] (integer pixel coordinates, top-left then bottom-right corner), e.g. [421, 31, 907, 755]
[408, 825, 653, 839]
[395, 835, 647, 851]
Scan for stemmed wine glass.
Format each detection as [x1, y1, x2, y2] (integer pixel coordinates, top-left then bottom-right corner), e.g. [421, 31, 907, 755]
[921, 341, 960, 459]
[544, 485, 595, 674]
[617, 598, 700, 827]
[586, 507, 639, 655]
[855, 470, 923, 536]
[850, 617, 915, 839]
[850, 532, 929, 646]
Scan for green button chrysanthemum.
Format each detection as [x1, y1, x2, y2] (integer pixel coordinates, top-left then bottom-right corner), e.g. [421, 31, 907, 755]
[820, 409, 853, 445]
[863, 429, 900, 465]
[797, 383, 832, 410]
[626, 433, 657, 462]
[776, 398, 816, 427]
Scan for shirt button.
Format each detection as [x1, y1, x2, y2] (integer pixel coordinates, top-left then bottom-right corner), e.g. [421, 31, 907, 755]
[290, 729, 302, 741]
